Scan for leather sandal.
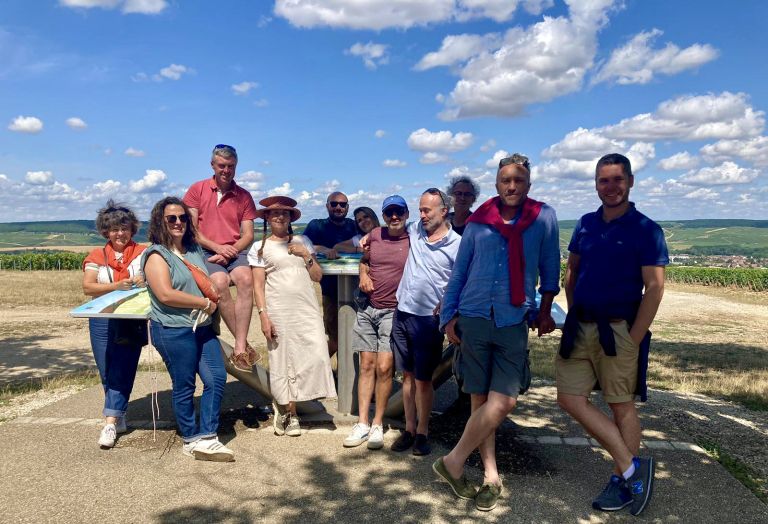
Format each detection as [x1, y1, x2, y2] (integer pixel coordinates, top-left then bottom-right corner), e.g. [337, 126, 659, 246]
[245, 343, 261, 366]
[229, 351, 253, 372]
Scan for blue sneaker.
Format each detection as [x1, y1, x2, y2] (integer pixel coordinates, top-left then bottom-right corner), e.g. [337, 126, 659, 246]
[626, 457, 655, 516]
[592, 475, 631, 511]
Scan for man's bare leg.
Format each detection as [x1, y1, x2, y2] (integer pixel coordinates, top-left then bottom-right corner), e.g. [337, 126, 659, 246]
[371, 353, 394, 426]
[415, 378, 434, 436]
[609, 401, 641, 474]
[402, 372, 417, 434]
[209, 272, 242, 356]
[230, 266, 254, 355]
[357, 352, 376, 426]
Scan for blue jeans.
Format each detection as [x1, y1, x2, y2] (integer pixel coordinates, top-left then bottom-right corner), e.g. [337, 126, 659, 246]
[149, 321, 226, 442]
[88, 318, 142, 418]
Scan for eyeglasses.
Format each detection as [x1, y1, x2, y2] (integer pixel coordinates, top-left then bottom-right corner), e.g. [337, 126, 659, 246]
[329, 201, 348, 208]
[383, 206, 407, 218]
[498, 153, 530, 171]
[213, 144, 236, 153]
[164, 214, 188, 224]
[425, 188, 449, 209]
[452, 191, 475, 198]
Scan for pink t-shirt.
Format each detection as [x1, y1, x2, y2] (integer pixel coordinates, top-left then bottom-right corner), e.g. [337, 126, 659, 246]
[183, 177, 257, 246]
[368, 227, 410, 309]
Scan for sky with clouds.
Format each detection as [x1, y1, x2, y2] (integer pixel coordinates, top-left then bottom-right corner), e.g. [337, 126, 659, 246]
[2, 0, 767, 223]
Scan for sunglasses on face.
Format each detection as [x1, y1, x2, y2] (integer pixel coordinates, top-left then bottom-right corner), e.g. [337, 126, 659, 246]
[329, 201, 348, 208]
[164, 214, 188, 224]
[383, 206, 407, 218]
[498, 154, 530, 171]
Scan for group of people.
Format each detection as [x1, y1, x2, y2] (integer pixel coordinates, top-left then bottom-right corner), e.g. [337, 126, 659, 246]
[82, 144, 667, 516]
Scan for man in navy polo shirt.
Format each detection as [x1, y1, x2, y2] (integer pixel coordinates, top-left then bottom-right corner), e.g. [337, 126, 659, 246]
[557, 153, 668, 517]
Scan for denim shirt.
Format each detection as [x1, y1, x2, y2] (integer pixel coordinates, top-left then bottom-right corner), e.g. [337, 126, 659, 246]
[439, 203, 561, 329]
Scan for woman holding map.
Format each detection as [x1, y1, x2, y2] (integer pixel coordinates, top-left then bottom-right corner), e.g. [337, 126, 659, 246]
[82, 200, 146, 449]
[249, 196, 336, 437]
[142, 196, 234, 462]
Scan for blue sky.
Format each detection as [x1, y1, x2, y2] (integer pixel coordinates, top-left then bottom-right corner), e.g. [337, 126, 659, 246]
[2, 0, 767, 223]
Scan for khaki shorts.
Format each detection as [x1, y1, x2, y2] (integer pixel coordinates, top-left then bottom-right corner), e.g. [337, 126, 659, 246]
[555, 321, 638, 403]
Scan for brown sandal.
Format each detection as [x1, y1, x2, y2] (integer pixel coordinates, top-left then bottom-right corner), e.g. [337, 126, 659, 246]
[229, 351, 253, 372]
[245, 343, 261, 366]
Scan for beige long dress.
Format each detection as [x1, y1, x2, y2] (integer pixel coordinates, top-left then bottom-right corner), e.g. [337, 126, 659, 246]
[247, 235, 337, 405]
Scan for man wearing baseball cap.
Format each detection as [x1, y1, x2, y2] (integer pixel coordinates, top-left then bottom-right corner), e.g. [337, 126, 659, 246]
[344, 195, 410, 450]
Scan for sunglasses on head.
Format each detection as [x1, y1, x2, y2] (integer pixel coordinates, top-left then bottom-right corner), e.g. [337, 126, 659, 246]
[383, 206, 407, 218]
[498, 153, 530, 171]
[164, 214, 188, 224]
[425, 188, 449, 209]
[213, 144, 236, 153]
[329, 201, 348, 208]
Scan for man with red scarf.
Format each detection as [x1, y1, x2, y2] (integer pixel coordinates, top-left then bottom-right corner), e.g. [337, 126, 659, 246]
[433, 153, 560, 512]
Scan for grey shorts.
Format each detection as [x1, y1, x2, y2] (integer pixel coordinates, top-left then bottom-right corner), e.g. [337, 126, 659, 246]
[202, 249, 249, 275]
[351, 305, 394, 353]
[458, 316, 530, 397]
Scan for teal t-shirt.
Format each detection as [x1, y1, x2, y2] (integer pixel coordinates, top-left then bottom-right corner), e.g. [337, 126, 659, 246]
[141, 244, 212, 328]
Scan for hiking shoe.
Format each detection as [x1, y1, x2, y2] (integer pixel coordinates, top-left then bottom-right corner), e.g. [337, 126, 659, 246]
[98, 423, 116, 448]
[626, 457, 655, 516]
[391, 430, 415, 452]
[115, 416, 127, 434]
[475, 482, 503, 511]
[432, 457, 478, 500]
[343, 423, 370, 448]
[182, 439, 199, 458]
[193, 437, 235, 462]
[272, 402, 287, 436]
[412, 433, 431, 456]
[285, 414, 302, 437]
[367, 424, 384, 450]
[592, 475, 632, 511]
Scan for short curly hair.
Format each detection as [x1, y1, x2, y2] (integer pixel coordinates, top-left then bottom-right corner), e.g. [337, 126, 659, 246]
[95, 199, 140, 239]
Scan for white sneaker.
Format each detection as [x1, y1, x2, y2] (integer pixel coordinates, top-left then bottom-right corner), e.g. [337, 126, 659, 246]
[192, 437, 235, 462]
[367, 424, 384, 450]
[182, 439, 199, 458]
[285, 414, 302, 437]
[343, 423, 370, 448]
[98, 423, 117, 448]
[115, 416, 127, 434]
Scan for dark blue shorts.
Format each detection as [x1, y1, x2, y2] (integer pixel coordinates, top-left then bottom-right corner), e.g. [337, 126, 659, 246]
[391, 309, 444, 381]
[202, 249, 249, 275]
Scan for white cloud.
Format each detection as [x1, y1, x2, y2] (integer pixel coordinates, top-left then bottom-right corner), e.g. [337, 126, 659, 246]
[92, 179, 123, 195]
[383, 159, 407, 168]
[374, 129, 386, 138]
[253, 99, 269, 107]
[274, 0, 456, 30]
[479, 139, 496, 152]
[485, 149, 509, 168]
[431, 0, 620, 119]
[593, 29, 718, 85]
[407, 128, 473, 152]
[65, 117, 88, 130]
[238, 170, 266, 191]
[157, 63, 189, 81]
[658, 151, 700, 171]
[124, 147, 145, 157]
[25, 171, 54, 185]
[420, 152, 451, 164]
[414, 33, 501, 71]
[231, 81, 259, 95]
[542, 127, 626, 161]
[59, 0, 167, 14]
[684, 188, 718, 200]
[345, 42, 389, 70]
[680, 161, 760, 186]
[700, 136, 768, 167]
[268, 182, 293, 196]
[8, 115, 43, 133]
[456, 0, 553, 22]
[600, 92, 765, 141]
[129, 169, 166, 192]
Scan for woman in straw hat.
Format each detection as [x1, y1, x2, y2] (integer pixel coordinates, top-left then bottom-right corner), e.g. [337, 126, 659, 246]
[248, 196, 337, 436]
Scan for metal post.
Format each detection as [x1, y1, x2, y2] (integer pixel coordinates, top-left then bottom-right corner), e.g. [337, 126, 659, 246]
[336, 275, 358, 414]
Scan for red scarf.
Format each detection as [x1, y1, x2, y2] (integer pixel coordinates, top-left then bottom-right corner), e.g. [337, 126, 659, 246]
[83, 241, 146, 281]
[467, 196, 543, 306]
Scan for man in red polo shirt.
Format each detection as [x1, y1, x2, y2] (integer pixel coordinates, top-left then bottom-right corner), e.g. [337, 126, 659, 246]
[183, 144, 257, 370]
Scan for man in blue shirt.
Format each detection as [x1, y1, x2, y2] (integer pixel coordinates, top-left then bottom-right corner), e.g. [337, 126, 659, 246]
[304, 191, 357, 357]
[557, 153, 667, 517]
[433, 154, 560, 512]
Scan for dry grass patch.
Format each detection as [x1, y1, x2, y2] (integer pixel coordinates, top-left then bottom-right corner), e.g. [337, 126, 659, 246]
[0, 270, 85, 308]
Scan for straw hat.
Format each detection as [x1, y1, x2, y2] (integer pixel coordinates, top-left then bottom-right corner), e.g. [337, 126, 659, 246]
[255, 195, 301, 222]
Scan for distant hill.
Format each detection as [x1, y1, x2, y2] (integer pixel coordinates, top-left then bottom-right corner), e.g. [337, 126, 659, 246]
[1, 219, 766, 257]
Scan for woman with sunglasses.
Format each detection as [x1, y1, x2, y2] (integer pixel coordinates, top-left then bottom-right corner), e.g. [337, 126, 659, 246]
[142, 196, 233, 462]
[446, 176, 481, 236]
[333, 206, 381, 254]
[82, 199, 146, 449]
[249, 196, 336, 437]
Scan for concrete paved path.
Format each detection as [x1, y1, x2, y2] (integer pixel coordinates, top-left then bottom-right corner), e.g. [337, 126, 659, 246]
[1, 372, 766, 523]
